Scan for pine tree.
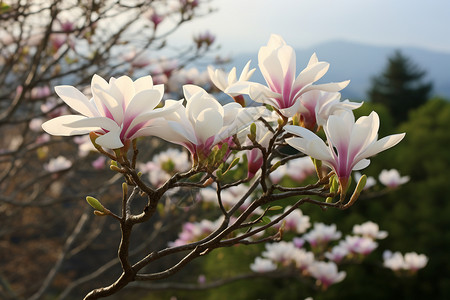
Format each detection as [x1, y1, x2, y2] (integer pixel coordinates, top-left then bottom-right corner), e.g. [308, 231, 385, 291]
[368, 51, 433, 123]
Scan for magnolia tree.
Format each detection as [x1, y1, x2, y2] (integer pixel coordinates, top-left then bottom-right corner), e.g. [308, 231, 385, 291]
[0, 0, 223, 299]
[0, 1, 427, 299]
[36, 33, 428, 300]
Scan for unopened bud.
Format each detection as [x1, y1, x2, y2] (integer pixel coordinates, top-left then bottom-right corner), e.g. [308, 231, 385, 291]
[86, 196, 104, 212]
[355, 174, 367, 194]
[249, 123, 257, 140]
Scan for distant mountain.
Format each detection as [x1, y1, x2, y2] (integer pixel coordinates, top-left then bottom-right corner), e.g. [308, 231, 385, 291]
[223, 40, 450, 101]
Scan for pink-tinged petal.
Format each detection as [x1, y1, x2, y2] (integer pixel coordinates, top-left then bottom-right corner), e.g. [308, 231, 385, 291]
[94, 89, 124, 124]
[278, 100, 302, 118]
[285, 125, 332, 161]
[194, 108, 223, 142]
[95, 130, 124, 149]
[64, 116, 121, 132]
[292, 61, 329, 95]
[128, 117, 167, 140]
[350, 112, 380, 152]
[302, 80, 350, 94]
[112, 75, 135, 107]
[167, 120, 197, 144]
[324, 112, 354, 154]
[133, 75, 154, 93]
[90, 75, 110, 117]
[286, 137, 332, 162]
[124, 100, 182, 138]
[248, 83, 281, 107]
[260, 50, 284, 93]
[54, 86, 97, 117]
[42, 115, 92, 136]
[126, 89, 162, 117]
[358, 133, 405, 159]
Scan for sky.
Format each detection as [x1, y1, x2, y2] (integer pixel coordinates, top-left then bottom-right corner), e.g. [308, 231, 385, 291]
[169, 0, 450, 55]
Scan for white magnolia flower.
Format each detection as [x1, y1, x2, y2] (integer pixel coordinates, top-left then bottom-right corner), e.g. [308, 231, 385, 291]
[45, 156, 72, 172]
[379, 169, 410, 188]
[208, 60, 256, 96]
[262, 241, 299, 266]
[353, 221, 388, 240]
[404, 252, 428, 271]
[297, 90, 362, 130]
[339, 235, 378, 255]
[285, 111, 405, 189]
[304, 223, 342, 247]
[325, 245, 350, 263]
[286, 156, 315, 182]
[250, 257, 277, 273]
[272, 206, 311, 234]
[308, 261, 346, 289]
[42, 74, 180, 149]
[153, 85, 263, 161]
[383, 251, 405, 271]
[239, 34, 349, 118]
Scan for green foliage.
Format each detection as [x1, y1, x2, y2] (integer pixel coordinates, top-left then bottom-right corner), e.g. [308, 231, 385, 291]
[368, 51, 433, 124]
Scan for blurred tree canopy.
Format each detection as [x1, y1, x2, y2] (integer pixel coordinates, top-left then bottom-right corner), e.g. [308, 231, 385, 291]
[368, 51, 433, 124]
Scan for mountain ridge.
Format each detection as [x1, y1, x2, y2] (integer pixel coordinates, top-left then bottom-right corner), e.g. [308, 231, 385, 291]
[221, 40, 450, 100]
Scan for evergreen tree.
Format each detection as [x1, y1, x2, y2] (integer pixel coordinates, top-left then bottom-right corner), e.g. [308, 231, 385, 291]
[368, 50, 433, 123]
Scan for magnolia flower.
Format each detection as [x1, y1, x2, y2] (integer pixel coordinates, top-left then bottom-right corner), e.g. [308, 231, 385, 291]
[291, 248, 315, 271]
[153, 85, 263, 161]
[296, 90, 362, 130]
[262, 241, 299, 266]
[272, 206, 311, 234]
[383, 251, 428, 272]
[383, 251, 405, 271]
[169, 218, 222, 247]
[42, 74, 179, 149]
[404, 252, 428, 271]
[339, 235, 378, 255]
[325, 245, 350, 263]
[208, 60, 255, 96]
[243, 34, 349, 117]
[285, 111, 405, 189]
[308, 261, 346, 289]
[379, 169, 410, 188]
[353, 221, 388, 240]
[304, 223, 342, 247]
[45, 156, 72, 172]
[285, 156, 315, 182]
[250, 257, 277, 273]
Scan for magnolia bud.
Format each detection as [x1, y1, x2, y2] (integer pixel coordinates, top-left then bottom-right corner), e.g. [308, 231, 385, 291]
[86, 196, 104, 212]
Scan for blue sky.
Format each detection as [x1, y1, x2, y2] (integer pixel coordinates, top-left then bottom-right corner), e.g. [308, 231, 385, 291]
[170, 0, 450, 55]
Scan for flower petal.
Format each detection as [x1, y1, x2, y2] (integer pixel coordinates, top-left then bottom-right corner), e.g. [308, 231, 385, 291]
[54, 86, 97, 117]
[42, 115, 92, 136]
[64, 116, 120, 132]
[358, 133, 405, 159]
[194, 108, 223, 142]
[133, 75, 154, 93]
[95, 130, 124, 149]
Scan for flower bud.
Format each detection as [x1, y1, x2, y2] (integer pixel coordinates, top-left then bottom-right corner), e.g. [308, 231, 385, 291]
[86, 196, 104, 212]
